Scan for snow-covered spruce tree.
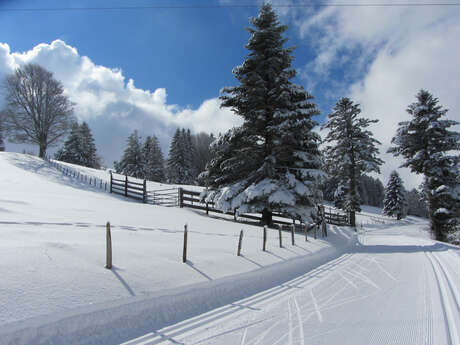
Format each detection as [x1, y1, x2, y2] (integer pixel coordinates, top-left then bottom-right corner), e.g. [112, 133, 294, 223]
[167, 128, 195, 184]
[142, 135, 165, 182]
[383, 171, 406, 219]
[322, 97, 383, 227]
[388, 90, 459, 241]
[79, 122, 100, 168]
[55, 122, 100, 168]
[116, 130, 144, 178]
[205, 3, 324, 225]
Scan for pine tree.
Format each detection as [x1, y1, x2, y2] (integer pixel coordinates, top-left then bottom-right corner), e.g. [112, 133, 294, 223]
[167, 128, 197, 184]
[142, 135, 165, 182]
[192, 132, 215, 177]
[54, 122, 82, 164]
[116, 130, 144, 178]
[383, 171, 406, 219]
[79, 122, 100, 168]
[322, 97, 383, 226]
[204, 3, 324, 225]
[389, 90, 459, 241]
[54, 122, 100, 168]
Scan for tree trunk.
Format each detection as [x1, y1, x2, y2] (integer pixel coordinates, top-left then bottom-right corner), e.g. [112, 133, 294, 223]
[261, 208, 273, 226]
[39, 144, 47, 158]
[350, 211, 356, 227]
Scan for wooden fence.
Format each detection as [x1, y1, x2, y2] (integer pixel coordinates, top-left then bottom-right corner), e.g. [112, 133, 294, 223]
[180, 188, 317, 229]
[110, 172, 147, 202]
[324, 211, 349, 226]
[46, 157, 109, 191]
[146, 188, 179, 207]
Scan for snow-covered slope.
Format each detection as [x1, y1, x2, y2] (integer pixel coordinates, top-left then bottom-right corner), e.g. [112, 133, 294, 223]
[0, 152, 356, 344]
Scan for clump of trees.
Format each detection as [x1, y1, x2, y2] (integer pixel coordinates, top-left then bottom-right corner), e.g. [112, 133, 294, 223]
[55, 122, 101, 169]
[389, 89, 459, 241]
[201, 3, 324, 225]
[383, 171, 406, 220]
[322, 98, 383, 226]
[1, 64, 74, 158]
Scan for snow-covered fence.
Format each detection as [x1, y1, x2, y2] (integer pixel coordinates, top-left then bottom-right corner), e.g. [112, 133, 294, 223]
[179, 188, 299, 227]
[324, 210, 349, 226]
[45, 157, 109, 192]
[110, 172, 147, 203]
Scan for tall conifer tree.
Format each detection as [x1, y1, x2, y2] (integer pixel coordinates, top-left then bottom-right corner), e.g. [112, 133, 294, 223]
[389, 90, 459, 240]
[116, 130, 144, 178]
[322, 97, 383, 226]
[383, 171, 406, 219]
[143, 135, 165, 182]
[205, 3, 324, 224]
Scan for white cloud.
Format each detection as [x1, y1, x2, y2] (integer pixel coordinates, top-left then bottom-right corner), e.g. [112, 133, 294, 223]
[288, 3, 460, 189]
[0, 40, 241, 166]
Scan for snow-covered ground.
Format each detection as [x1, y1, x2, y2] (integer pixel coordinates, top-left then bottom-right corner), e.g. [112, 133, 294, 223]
[1, 152, 458, 345]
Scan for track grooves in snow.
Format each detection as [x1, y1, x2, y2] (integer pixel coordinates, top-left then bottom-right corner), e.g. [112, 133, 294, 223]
[425, 251, 460, 345]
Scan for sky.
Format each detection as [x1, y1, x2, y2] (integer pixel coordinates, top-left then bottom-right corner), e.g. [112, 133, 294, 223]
[0, 0, 459, 189]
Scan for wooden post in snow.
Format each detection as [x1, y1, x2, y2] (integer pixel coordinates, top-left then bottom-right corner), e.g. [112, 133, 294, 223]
[263, 226, 267, 252]
[237, 230, 243, 256]
[304, 224, 308, 242]
[143, 179, 147, 204]
[278, 225, 283, 248]
[182, 224, 188, 263]
[291, 224, 295, 246]
[124, 175, 128, 197]
[105, 222, 112, 269]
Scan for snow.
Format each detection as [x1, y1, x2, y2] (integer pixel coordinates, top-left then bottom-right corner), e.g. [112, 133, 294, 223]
[1, 152, 459, 345]
[0, 152, 345, 344]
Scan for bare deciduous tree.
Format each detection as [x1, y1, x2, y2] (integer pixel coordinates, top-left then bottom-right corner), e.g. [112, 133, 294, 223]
[1, 64, 74, 158]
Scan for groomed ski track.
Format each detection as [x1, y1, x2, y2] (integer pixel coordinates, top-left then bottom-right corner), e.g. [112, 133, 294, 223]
[123, 226, 460, 345]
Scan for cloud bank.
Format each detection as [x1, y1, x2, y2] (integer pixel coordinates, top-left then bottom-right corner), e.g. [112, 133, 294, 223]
[0, 40, 241, 166]
[287, 2, 460, 189]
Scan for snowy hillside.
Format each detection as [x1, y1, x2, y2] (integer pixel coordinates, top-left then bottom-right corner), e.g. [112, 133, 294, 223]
[0, 152, 353, 343]
[2, 152, 458, 345]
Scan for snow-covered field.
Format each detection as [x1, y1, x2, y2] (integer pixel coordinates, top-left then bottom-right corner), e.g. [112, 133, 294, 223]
[1, 152, 458, 345]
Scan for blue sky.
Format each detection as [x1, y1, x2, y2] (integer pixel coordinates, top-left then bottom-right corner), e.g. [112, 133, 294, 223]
[1, 0, 459, 188]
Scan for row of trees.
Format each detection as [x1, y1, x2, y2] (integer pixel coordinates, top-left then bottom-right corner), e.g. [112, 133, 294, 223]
[0, 4, 457, 242]
[114, 128, 214, 184]
[198, 3, 458, 242]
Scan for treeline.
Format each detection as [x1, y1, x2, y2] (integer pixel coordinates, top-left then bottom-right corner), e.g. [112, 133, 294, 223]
[113, 128, 214, 184]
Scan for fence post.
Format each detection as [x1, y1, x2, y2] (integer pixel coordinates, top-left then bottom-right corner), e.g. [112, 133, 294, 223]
[321, 205, 327, 237]
[304, 224, 308, 242]
[182, 224, 188, 263]
[315, 222, 318, 239]
[124, 175, 128, 197]
[206, 203, 209, 215]
[178, 188, 183, 208]
[237, 229, 243, 256]
[291, 224, 295, 246]
[143, 179, 147, 204]
[109, 172, 112, 193]
[263, 226, 267, 251]
[278, 225, 283, 248]
[105, 222, 112, 269]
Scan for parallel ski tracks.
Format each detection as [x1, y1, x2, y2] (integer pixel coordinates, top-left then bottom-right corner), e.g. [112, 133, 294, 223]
[425, 251, 460, 345]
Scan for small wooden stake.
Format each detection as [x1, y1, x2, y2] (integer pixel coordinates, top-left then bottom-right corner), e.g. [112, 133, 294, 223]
[304, 224, 308, 242]
[314, 223, 318, 239]
[182, 224, 188, 263]
[291, 225, 295, 246]
[237, 230, 243, 256]
[263, 226, 267, 252]
[105, 222, 112, 269]
[278, 225, 283, 248]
